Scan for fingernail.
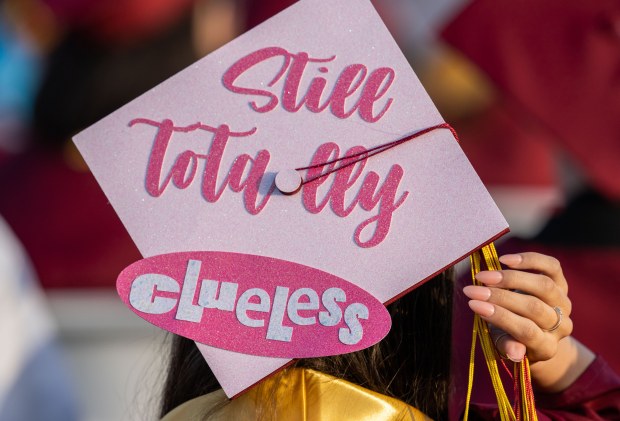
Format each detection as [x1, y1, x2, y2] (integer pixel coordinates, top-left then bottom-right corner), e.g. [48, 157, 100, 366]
[463, 285, 491, 301]
[507, 350, 525, 362]
[475, 271, 502, 285]
[468, 300, 495, 317]
[499, 254, 522, 266]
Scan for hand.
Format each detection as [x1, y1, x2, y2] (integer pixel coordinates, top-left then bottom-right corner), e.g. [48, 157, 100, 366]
[463, 252, 572, 362]
[463, 252, 594, 392]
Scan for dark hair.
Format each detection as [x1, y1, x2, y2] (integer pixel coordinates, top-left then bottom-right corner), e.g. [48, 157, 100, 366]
[160, 269, 454, 420]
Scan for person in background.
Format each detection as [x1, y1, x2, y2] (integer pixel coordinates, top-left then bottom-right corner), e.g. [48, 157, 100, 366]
[0, 215, 80, 420]
[0, 6, 80, 420]
[0, 0, 198, 289]
[0, 0, 264, 289]
[0, 1, 206, 419]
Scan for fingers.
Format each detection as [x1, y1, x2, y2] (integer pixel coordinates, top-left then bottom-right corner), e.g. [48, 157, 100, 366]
[464, 252, 574, 363]
[464, 285, 565, 332]
[474, 268, 572, 317]
[468, 298, 570, 362]
[498, 252, 567, 293]
[491, 329, 526, 362]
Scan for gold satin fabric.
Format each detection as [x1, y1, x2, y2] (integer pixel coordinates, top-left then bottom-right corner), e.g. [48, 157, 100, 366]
[162, 368, 431, 420]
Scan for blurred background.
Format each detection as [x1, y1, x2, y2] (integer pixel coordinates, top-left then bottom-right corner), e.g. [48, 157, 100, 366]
[0, 0, 618, 419]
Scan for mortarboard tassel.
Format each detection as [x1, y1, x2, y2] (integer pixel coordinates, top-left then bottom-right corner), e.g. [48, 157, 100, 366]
[463, 243, 538, 421]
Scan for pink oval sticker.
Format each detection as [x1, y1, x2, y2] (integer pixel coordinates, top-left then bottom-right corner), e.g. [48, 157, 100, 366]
[117, 251, 391, 358]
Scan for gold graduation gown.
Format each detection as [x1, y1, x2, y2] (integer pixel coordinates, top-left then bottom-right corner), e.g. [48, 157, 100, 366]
[161, 368, 431, 420]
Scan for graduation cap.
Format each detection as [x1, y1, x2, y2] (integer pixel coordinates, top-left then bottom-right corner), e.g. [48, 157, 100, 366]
[442, 0, 620, 200]
[73, 0, 508, 397]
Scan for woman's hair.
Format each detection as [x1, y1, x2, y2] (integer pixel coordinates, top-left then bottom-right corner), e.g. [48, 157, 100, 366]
[160, 269, 454, 420]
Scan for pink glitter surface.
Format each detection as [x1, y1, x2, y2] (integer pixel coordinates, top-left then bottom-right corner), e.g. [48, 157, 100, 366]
[117, 251, 391, 358]
[73, 0, 508, 396]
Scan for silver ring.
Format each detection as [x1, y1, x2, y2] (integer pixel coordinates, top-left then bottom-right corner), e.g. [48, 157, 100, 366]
[543, 306, 563, 332]
[493, 332, 510, 359]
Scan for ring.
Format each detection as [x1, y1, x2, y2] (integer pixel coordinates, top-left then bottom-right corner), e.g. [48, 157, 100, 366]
[543, 306, 563, 332]
[493, 332, 510, 359]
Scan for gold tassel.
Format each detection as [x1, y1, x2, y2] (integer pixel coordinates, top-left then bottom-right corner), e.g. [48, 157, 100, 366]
[463, 243, 538, 421]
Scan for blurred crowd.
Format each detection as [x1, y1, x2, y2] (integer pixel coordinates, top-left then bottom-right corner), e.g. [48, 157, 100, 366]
[0, 0, 618, 419]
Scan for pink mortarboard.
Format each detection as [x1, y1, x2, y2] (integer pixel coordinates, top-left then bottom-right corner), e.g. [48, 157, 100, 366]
[73, 0, 507, 397]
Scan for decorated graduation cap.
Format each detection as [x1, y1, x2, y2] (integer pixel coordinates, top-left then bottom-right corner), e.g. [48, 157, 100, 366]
[73, 0, 509, 398]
